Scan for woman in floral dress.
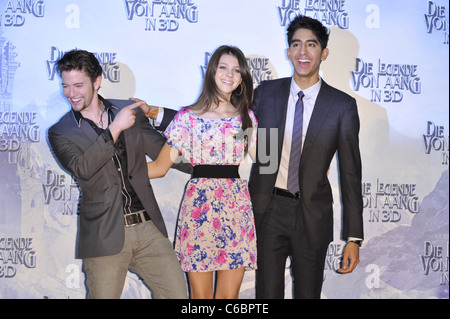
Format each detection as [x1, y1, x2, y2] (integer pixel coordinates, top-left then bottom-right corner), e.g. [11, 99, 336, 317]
[146, 45, 257, 299]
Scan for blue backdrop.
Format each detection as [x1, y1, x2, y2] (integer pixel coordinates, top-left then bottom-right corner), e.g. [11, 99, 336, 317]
[0, 0, 448, 299]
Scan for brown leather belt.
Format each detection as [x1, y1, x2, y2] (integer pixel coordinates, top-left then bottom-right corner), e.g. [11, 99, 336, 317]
[273, 187, 300, 199]
[124, 210, 151, 227]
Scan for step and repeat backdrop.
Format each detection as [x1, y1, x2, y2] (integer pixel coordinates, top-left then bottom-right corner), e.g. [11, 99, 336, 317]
[0, 0, 448, 299]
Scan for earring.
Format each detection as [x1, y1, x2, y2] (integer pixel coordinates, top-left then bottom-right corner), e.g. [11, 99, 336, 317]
[235, 83, 243, 96]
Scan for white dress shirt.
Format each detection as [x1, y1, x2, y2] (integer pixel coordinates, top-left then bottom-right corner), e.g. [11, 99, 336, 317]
[275, 78, 322, 190]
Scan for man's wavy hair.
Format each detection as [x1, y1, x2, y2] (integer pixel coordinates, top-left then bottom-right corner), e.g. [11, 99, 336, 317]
[56, 49, 102, 84]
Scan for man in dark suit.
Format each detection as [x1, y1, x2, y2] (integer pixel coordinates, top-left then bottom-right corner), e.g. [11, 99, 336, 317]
[48, 50, 191, 299]
[250, 16, 364, 299]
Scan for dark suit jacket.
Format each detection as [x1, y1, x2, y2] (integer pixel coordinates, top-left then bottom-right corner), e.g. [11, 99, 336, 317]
[249, 78, 364, 249]
[48, 97, 191, 259]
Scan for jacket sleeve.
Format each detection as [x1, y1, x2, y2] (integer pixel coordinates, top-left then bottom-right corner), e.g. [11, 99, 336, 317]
[154, 107, 178, 131]
[251, 81, 264, 117]
[48, 124, 116, 181]
[338, 97, 364, 240]
[138, 110, 192, 174]
[106, 98, 176, 132]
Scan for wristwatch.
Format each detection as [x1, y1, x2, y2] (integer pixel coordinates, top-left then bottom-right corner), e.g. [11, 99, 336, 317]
[349, 240, 363, 247]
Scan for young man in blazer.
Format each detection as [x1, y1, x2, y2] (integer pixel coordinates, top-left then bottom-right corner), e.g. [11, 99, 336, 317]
[48, 50, 191, 299]
[250, 16, 364, 299]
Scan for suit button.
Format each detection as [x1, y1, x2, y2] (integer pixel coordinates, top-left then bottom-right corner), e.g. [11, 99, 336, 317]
[129, 176, 132, 180]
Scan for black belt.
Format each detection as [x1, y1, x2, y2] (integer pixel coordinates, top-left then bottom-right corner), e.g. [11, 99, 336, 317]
[124, 210, 151, 227]
[273, 187, 300, 199]
[192, 165, 240, 179]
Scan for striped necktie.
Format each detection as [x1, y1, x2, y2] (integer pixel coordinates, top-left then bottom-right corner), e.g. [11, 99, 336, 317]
[287, 91, 304, 194]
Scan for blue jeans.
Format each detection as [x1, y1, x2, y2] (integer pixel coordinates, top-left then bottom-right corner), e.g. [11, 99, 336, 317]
[84, 220, 187, 299]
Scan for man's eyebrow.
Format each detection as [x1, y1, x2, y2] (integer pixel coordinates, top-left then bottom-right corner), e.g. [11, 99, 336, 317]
[62, 81, 84, 86]
[291, 38, 319, 44]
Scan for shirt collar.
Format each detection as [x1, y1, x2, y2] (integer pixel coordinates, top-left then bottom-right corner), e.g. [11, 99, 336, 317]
[290, 77, 322, 100]
[71, 95, 117, 127]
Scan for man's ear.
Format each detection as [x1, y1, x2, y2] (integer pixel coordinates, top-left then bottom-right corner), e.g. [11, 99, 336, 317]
[94, 75, 102, 91]
[321, 48, 329, 62]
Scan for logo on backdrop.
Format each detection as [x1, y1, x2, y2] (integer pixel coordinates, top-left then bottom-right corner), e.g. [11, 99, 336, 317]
[0, 34, 39, 152]
[0, 112, 40, 152]
[351, 58, 422, 103]
[0, 0, 44, 27]
[421, 241, 449, 286]
[42, 170, 80, 216]
[0, 238, 36, 279]
[425, 1, 449, 44]
[46, 47, 121, 83]
[277, 0, 349, 29]
[363, 179, 420, 224]
[124, 0, 198, 32]
[324, 242, 344, 272]
[423, 121, 449, 165]
[200, 52, 278, 87]
[246, 55, 278, 87]
[200, 51, 212, 79]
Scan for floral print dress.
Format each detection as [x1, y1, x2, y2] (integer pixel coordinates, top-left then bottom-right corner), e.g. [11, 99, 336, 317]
[164, 107, 257, 272]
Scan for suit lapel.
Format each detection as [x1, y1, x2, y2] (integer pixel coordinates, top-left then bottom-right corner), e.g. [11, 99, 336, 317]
[123, 125, 136, 173]
[70, 110, 101, 147]
[109, 101, 137, 174]
[276, 78, 291, 127]
[276, 78, 292, 157]
[301, 81, 334, 159]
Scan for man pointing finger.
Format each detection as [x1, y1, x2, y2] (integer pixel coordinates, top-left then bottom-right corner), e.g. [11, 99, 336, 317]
[48, 49, 191, 299]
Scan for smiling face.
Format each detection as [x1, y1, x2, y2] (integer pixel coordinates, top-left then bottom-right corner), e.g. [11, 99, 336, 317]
[214, 53, 242, 100]
[61, 69, 101, 113]
[287, 28, 329, 89]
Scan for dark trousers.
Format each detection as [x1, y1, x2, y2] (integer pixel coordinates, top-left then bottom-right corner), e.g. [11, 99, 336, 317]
[256, 193, 328, 299]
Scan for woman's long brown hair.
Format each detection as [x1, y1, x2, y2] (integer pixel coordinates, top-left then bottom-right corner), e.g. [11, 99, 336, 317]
[188, 45, 254, 134]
